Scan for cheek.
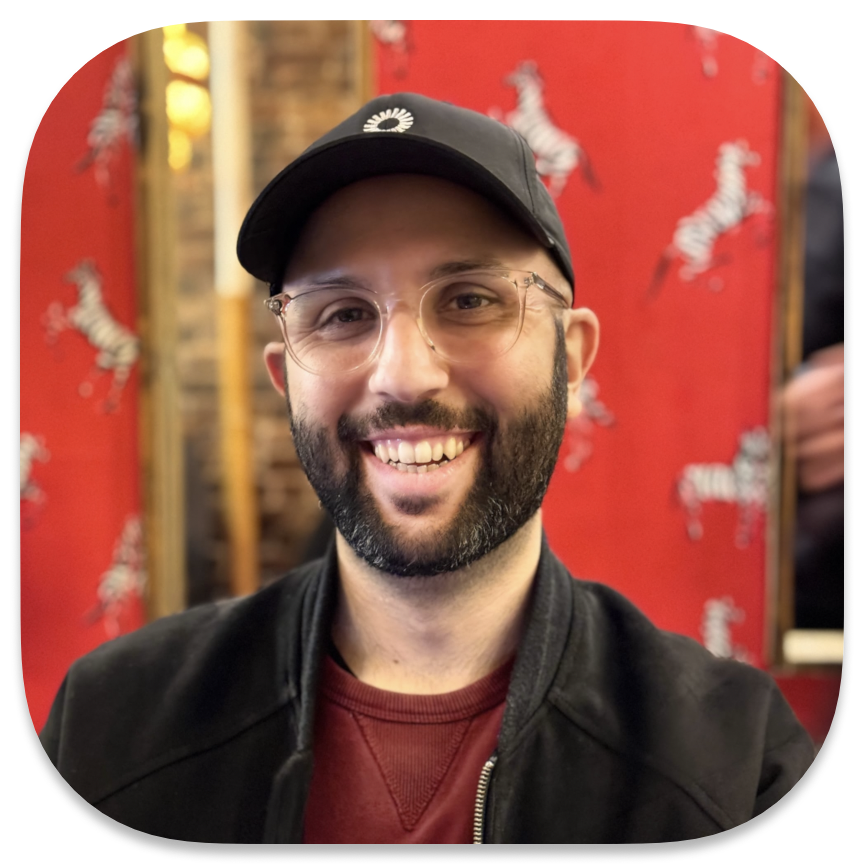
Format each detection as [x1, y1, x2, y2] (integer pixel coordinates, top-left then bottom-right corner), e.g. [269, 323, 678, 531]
[456, 344, 554, 418]
[498, 321, 558, 395]
[285, 366, 365, 425]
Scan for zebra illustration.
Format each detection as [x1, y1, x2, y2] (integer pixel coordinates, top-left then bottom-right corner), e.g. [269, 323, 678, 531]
[370, 20, 411, 78]
[692, 26, 720, 78]
[648, 140, 772, 299]
[701, 596, 749, 661]
[20, 433, 50, 506]
[77, 55, 138, 196]
[677, 427, 770, 548]
[491, 61, 597, 198]
[43, 259, 139, 412]
[751, 49, 771, 84]
[563, 376, 615, 472]
[85, 515, 146, 639]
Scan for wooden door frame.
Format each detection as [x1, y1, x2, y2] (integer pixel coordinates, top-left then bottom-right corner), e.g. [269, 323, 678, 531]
[132, 29, 187, 620]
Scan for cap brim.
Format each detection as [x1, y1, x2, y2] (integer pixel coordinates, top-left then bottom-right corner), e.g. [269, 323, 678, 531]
[237, 134, 567, 291]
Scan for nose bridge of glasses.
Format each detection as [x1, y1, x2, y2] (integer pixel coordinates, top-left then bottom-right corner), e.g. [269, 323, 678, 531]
[378, 297, 436, 354]
[379, 292, 422, 318]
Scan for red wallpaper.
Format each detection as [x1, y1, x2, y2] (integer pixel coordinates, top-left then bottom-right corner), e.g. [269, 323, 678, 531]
[374, 21, 781, 667]
[16, 22, 836, 749]
[21, 40, 145, 732]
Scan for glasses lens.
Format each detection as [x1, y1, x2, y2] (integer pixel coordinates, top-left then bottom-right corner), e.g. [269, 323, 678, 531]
[282, 287, 381, 374]
[421, 273, 522, 363]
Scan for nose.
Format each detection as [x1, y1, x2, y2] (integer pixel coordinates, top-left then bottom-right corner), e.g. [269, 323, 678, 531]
[367, 306, 450, 402]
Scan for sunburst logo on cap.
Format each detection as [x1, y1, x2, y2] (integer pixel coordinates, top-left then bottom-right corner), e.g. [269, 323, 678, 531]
[363, 107, 414, 134]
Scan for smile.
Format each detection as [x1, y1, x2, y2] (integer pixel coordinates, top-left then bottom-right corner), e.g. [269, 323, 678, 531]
[365, 433, 475, 474]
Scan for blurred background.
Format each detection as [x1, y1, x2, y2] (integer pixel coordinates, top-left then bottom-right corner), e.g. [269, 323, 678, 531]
[166, 21, 363, 604]
[20, 21, 842, 746]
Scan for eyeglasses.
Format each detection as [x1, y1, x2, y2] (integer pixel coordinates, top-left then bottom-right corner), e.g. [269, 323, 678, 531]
[266, 269, 570, 376]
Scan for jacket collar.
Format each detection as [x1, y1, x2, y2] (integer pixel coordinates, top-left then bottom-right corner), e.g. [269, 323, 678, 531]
[282, 534, 575, 753]
[282, 537, 340, 751]
[497, 537, 575, 750]
[267, 534, 575, 842]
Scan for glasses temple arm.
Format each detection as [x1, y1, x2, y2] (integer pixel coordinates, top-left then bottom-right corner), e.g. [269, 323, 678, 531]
[532, 273, 572, 308]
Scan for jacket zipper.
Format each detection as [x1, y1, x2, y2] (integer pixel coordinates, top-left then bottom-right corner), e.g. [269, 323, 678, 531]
[472, 752, 498, 844]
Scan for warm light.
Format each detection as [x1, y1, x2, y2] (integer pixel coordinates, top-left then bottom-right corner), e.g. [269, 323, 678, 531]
[168, 128, 193, 172]
[162, 23, 212, 172]
[166, 80, 212, 138]
[164, 26, 210, 81]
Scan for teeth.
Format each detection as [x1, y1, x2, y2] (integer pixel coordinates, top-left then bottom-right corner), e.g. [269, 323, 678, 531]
[414, 441, 432, 464]
[369, 435, 472, 469]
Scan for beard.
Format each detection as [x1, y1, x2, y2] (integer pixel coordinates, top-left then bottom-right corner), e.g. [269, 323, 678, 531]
[287, 320, 569, 577]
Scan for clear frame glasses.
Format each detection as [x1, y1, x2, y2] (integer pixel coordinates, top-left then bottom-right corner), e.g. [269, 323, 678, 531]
[265, 269, 570, 376]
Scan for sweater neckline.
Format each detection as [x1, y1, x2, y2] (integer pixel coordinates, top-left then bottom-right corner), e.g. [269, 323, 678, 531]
[319, 653, 514, 723]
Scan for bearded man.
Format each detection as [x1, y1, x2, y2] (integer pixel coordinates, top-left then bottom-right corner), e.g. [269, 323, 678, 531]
[41, 94, 814, 844]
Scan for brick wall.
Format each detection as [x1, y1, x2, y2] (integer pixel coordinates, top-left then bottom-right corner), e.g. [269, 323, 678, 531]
[174, 21, 363, 604]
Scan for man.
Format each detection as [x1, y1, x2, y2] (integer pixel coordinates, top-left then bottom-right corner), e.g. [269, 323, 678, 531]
[41, 94, 814, 843]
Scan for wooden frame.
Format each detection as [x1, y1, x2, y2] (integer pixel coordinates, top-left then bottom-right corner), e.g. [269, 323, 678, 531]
[133, 29, 187, 620]
[768, 70, 843, 669]
[210, 21, 260, 598]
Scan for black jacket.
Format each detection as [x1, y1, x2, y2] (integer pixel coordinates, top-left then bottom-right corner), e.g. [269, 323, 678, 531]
[40, 541, 814, 843]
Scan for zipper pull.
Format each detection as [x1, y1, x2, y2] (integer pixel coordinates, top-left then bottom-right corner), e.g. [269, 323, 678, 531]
[472, 752, 498, 844]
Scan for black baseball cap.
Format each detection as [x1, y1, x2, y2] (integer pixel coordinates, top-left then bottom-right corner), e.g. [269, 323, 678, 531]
[237, 92, 575, 299]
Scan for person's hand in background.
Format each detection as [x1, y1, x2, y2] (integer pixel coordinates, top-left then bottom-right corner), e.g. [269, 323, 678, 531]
[783, 343, 844, 493]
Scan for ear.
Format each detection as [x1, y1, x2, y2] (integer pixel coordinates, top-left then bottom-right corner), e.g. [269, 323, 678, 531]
[561, 308, 600, 420]
[263, 342, 287, 397]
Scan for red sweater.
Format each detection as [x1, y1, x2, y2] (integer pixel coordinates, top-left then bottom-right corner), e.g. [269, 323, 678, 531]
[303, 655, 512, 844]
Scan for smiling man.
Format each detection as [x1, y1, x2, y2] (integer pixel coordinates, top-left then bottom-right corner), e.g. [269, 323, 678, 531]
[41, 94, 814, 844]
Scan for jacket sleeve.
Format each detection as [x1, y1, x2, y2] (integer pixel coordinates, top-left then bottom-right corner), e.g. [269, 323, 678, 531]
[753, 684, 817, 817]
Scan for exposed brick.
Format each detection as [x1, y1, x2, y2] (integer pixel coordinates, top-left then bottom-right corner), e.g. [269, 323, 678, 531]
[174, 21, 362, 601]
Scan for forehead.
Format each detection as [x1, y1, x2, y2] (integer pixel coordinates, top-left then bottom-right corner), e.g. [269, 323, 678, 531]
[284, 174, 557, 284]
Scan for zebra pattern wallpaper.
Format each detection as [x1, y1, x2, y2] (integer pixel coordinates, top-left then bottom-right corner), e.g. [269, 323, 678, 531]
[373, 21, 783, 668]
[21, 40, 145, 732]
[18, 23, 798, 731]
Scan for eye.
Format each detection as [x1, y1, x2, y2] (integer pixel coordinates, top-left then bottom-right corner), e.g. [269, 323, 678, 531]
[301, 295, 375, 329]
[438, 283, 500, 310]
[451, 293, 491, 311]
[328, 306, 372, 325]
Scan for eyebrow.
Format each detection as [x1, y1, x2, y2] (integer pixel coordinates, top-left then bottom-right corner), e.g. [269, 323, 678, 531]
[428, 258, 510, 279]
[302, 274, 365, 288]
[289, 259, 512, 293]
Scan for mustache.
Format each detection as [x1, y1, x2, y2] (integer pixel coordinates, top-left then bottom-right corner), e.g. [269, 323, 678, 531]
[336, 400, 496, 442]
